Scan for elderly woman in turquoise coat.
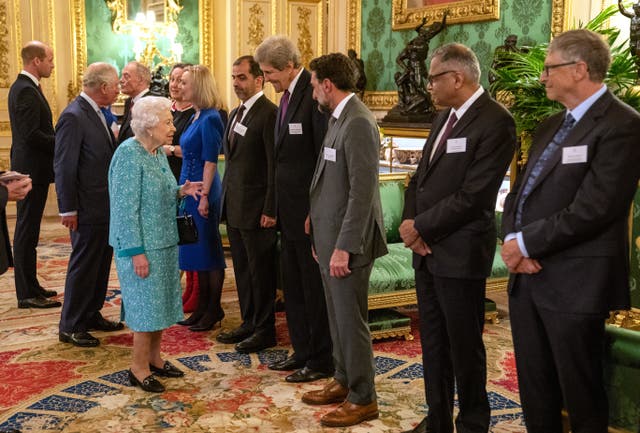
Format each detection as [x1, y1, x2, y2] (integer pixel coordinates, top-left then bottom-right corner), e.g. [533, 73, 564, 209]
[108, 96, 202, 393]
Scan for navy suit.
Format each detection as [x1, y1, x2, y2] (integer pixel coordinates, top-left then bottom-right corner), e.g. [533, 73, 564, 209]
[8, 74, 55, 300]
[274, 69, 333, 371]
[54, 95, 116, 333]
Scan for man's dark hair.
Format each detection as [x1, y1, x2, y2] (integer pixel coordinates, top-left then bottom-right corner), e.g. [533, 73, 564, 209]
[233, 55, 264, 78]
[170, 62, 193, 74]
[309, 53, 357, 92]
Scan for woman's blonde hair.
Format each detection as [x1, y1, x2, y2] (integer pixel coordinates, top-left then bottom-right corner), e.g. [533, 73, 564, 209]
[184, 64, 223, 110]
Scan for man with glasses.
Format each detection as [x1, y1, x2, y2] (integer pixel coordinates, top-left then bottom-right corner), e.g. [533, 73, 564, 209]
[501, 29, 640, 433]
[400, 43, 516, 433]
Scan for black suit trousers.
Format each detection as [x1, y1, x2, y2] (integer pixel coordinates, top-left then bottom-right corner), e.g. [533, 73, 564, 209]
[14, 183, 49, 300]
[59, 224, 113, 332]
[279, 235, 333, 371]
[415, 269, 489, 433]
[227, 225, 277, 335]
[509, 275, 608, 433]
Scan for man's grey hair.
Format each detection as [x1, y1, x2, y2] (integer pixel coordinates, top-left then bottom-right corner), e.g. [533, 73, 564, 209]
[82, 62, 118, 90]
[130, 96, 171, 137]
[549, 29, 610, 82]
[254, 35, 301, 70]
[431, 43, 481, 84]
[126, 61, 152, 86]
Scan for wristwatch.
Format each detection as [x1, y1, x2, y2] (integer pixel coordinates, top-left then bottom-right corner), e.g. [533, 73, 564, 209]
[169, 145, 176, 156]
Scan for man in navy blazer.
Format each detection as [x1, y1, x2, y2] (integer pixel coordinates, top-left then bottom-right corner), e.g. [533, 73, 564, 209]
[501, 29, 640, 433]
[401, 44, 516, 433]
[218, 56, 279, 352]
[255, 35, 334, 382]
[54, 62, 124, 348]
[8, 41, 60, 309]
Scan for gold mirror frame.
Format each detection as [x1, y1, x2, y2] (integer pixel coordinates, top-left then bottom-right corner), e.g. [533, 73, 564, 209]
[392, 0, 500, 30]
[104, 0, 182, 31]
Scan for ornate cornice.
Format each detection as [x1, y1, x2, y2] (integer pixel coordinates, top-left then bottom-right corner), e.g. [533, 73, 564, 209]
[392, 0, 500, 30]
[551, 0, 567, 37]
[363, 91, 397, 111]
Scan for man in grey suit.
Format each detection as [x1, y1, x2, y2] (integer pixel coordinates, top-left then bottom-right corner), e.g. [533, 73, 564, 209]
[55, 62, 124, 347]
[302, 53, 387, 428]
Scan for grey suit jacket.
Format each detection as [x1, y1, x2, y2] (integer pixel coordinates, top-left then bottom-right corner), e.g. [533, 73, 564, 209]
[309, 96, 387, 269]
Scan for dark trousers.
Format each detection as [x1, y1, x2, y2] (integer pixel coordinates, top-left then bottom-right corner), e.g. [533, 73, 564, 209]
[509, 275, 608, 433]
[280, 235, 333, 371]
[227, 225, 277, 335]
[13, 183, 49, 300]
[415, 269, 490, 433]
[59, 224, 113, 333]
[320, 262, 376, 405]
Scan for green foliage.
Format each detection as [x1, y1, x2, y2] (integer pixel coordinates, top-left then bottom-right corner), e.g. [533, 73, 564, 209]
[490, 5, 640, 144]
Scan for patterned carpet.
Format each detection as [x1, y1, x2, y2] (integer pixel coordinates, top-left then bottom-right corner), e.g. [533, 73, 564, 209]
[0, 218, 526, 432]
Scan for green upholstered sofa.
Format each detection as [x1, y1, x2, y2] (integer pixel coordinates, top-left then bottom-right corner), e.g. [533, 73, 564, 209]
[367, 172, 508, 340]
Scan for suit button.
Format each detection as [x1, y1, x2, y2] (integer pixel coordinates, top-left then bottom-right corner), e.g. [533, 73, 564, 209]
[419, 187, 424, 192]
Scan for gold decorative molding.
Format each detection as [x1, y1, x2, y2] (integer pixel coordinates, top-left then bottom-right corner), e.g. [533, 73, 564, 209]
[296, 6, 313, 66]
[71, 0, 87, 102]
[607, 308, 640, 331]
[247, 3, 265, 54]
[551, 0, 567, 37]
[347, 0, 361, 54]
[199, 0, 214, 68]
[0, 120, 10, 136]
[363, 91, 398, 111]
[0, 0, 10, 87]
[287, 0, 323, 67]
[392, 0, 500, 30]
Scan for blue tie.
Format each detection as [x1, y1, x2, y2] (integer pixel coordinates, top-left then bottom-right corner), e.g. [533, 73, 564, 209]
[100, 106, 116, 127]
[515, 113, 576, 229]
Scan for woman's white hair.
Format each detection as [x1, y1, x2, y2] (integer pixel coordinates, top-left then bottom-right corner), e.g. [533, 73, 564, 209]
[130, 96, 171, 137]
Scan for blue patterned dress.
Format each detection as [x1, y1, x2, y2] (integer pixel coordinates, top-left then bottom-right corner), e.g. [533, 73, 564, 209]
[108, 138, 183, 332]
[178, 108, 226, 271]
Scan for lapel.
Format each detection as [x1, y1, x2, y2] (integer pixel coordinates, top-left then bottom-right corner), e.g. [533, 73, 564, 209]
[78, 97, 116, 150]
[18, 74, 52, 118]
[275, 69, 310, 149]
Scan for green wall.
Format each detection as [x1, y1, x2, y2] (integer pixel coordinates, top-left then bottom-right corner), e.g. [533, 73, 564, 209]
[360, 0, 552, 90]
[85, 0, 199, 73]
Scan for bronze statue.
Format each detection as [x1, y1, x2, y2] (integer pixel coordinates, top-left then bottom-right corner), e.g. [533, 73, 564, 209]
[149, 66, 169, 97]
[488, 34, 522, 86]
[618, 0, 640, 77]
[348, 49, 367, 99]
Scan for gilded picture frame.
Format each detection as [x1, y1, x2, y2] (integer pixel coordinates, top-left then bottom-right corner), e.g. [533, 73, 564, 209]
[391, 0, 500, 30]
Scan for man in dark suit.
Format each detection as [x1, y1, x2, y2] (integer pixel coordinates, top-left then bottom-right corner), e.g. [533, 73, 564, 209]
[255, 35, 334, 382]
[302, 53, 387, 428]
[0, 175, 32, 276]
[217, 56, 279, 353]
[8, 41, 60, 309]
[117, 61, 151, 145]
[500, 29, 640, 433]
[55, 62, 124, 348]
[400, 43, 516, 433]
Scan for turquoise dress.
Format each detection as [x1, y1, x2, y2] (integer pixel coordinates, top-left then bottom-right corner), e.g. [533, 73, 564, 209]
[108, 138, 183, 332]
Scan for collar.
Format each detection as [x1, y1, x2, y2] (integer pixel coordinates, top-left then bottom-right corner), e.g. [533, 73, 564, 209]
[567, 84, 607, 123]
[171, 101, 193, 112]
[331, 93, 356, 121]
[239, 90, 264, 117]
[287, 68, 305, 95]
[80, 91, 102, 111]
[132, 88, 149, 103]
[20, 70, 40, 87]
[451, 86, 484, 121]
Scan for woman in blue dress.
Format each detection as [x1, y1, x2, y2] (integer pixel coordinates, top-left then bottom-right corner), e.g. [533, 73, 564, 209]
[176, 65, 227, 331]
[109, 96, 202, 392]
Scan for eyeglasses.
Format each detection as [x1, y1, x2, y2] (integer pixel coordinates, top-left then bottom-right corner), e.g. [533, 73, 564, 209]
[542, 61, 577, 77]
[427, 70, 457, 84]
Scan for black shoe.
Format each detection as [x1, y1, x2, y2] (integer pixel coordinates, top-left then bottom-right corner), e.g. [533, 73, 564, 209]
[285, 366, 333, 383]
[128, 369, 165, 393]
[235, 333, 276, 354]
[177, 314, 200, 326]
[403, 417, 432, 433]
[18, 296, 61, 309]
[269, 354, 305, 371]
[89, 316, 124, 332]
[59, 331, 100, 347]
[150, 361, 184, 378]
[39, 288, 58, 298]
[188, 312, 224, 332]
[216, 326, 253, 344]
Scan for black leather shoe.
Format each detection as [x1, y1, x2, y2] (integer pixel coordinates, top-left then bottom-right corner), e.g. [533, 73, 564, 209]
[59, 331, 100, 347]
[403, 417, 432, 433]
[269, 354, 305, 371]
[150, 361, 184, 378]
[39, 288, 58, 298]
[216, 326, 253, 344]
[89, 316, 124, 332]
[128, 369, 165, 393]
[18, 296, 61, 309]
[285, 366, 333, 383]
[235, 333, 276, 353]
[177, 314, 200, 326]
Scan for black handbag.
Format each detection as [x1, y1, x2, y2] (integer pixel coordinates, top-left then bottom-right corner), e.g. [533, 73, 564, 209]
[176, 200, 198, 245]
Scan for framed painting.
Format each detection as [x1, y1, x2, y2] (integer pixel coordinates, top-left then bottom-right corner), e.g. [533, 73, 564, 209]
[392, 0, 500, 30]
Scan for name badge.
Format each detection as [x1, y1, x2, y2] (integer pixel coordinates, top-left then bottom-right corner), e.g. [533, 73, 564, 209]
[562, 145, 588, 164]
[446, 137, 467, 153]
[324, 147, 336, 162]
[289, 123, 303, 135]
[233, 122, 247, 136]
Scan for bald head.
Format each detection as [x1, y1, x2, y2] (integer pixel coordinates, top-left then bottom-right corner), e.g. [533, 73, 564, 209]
[21, 41, 54, 80]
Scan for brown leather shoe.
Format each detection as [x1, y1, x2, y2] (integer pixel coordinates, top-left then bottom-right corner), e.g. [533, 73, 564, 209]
[301, 379, 348, 405]
[320, 400, 379, 427]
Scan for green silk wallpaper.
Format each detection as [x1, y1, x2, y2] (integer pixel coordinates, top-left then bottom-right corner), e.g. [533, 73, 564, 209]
[85, 0, 199, 73]
[360, 0, 552, 90]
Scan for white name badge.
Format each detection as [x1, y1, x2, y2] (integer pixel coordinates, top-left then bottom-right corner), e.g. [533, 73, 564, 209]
[562, 145, 588, 164]
[233, 122, 247, 136]
[289, 123, 303, 135]
[446, 137, 467, 153]
[324, 147, 336, 162]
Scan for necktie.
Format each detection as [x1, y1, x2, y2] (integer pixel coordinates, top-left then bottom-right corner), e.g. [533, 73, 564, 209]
[328, 116, 337, 129]
[279, 90, 290, 126]
[100, 107, 117, 128]
[229, 104, 246, 150]
[515, 113, 576, 229]
[429, 112, 458, 162]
